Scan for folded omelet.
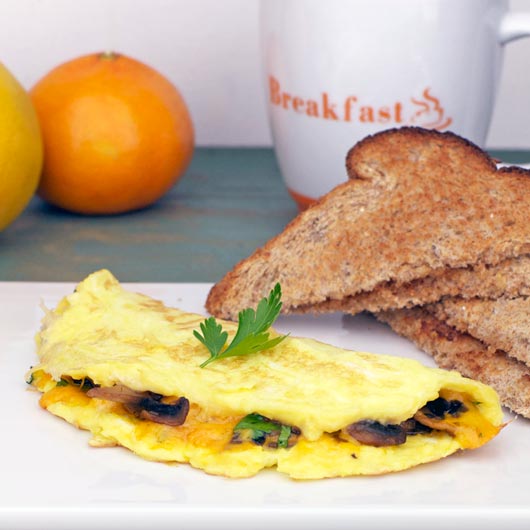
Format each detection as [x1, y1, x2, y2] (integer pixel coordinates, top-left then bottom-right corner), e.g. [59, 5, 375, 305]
[28, 270, 504, 479]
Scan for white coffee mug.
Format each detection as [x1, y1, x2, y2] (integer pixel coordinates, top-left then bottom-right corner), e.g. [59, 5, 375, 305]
[260, 0, 530, 209]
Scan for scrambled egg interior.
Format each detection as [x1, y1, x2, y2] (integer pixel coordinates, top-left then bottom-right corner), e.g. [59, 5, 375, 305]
[28, 270, 503, 479]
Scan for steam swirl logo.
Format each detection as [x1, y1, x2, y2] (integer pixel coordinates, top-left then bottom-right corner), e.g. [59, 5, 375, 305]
[410, 88, 452, 130]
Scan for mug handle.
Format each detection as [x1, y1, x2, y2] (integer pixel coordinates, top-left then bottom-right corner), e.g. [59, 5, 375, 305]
[499, 12, 530, 43]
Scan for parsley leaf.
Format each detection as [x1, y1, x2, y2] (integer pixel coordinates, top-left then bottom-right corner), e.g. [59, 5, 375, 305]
[235, 413, 281, 433]
[194, 283, 288, 368]
[193, 317, 228, 361]
[234, 413, 293, 448]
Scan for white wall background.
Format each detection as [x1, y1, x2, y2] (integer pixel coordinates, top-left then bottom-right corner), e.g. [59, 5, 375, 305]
[1, 0, 529, 149]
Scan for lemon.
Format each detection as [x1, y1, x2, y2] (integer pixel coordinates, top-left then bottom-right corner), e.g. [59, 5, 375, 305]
[0, 63, 43, 231]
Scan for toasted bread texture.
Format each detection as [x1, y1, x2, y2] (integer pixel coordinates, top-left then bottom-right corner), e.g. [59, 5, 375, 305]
[430, 296, 530, 366]
[293, 256, 530, 315]
[377, 307, 530, 418]
[206, 127, 530, 321]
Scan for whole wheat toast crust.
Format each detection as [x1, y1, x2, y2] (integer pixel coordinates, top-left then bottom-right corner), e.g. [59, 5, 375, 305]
[291, 255, 530, 315]
[207, 127, 530, 320]
[377, 307, 530, 418]
[430, 296, 530, 367]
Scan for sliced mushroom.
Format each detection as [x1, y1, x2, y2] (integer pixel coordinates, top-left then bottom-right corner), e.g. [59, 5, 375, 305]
[86, 384, 151, 405]
[400, 418, 432, 435]
[421, 397, 467, 419]
[125, 396, 190, 426]
[87, 385, 189, 426]
[344, 419, 406, 447]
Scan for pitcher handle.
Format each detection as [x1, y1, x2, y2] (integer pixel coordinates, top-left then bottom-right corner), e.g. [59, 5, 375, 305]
[499, 12, 530, 44]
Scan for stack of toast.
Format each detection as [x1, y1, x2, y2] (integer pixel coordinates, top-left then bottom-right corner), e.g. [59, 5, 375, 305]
[206, 127, 530, 418]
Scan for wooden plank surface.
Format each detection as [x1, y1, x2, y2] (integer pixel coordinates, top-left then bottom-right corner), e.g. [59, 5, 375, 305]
[1, 148, 527, 282]
[0, 148, 298, 282]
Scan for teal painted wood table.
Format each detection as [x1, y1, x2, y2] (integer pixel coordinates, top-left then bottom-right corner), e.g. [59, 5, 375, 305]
[0, 148, 298, 283]
[0, 148, 527, 283]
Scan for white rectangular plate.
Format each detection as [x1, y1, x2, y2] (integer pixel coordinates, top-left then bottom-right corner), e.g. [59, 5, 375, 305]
[1, 281, 529, 530]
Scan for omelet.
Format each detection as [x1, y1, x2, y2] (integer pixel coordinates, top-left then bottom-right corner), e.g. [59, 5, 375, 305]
[27, 269, 504, 479]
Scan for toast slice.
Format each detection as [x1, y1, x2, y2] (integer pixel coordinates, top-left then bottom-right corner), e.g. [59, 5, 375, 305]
[376, 307, 530, 418]
[293, 255, 530, 315]
[430, 296, 530, 367]
[207, 127, 530, 320]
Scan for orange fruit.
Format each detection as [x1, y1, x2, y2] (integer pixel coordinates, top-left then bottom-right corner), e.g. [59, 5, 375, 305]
[30, 52, 194, 214]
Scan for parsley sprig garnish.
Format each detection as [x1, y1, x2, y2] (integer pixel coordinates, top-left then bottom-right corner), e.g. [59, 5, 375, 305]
[194, 283, 288, 368]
